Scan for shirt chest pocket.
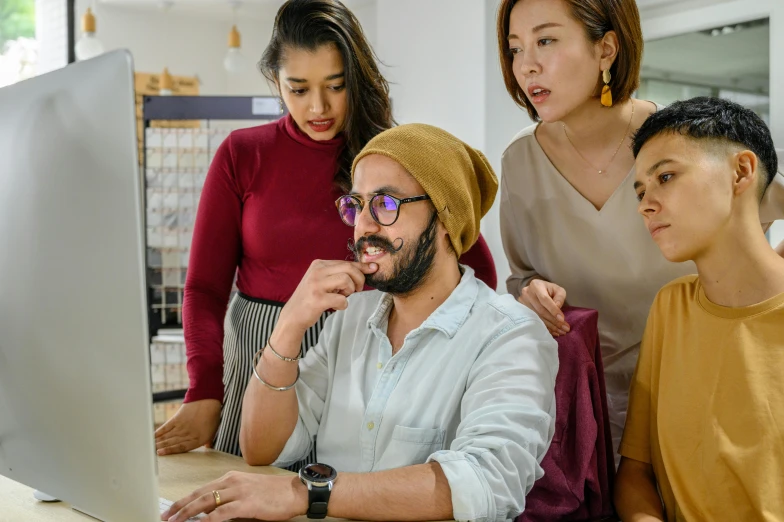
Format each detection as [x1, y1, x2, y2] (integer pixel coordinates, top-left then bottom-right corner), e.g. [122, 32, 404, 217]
[373, 425, 446, 471]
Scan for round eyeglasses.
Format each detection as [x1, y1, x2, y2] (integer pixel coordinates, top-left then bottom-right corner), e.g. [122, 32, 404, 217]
[335, 193, 431, 227]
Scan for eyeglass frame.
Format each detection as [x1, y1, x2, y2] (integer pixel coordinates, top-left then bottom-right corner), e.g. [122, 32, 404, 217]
[335, 193, 431, 227]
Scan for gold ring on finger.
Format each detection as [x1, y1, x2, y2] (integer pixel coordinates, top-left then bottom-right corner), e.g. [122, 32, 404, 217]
[212, 490, 221, 507]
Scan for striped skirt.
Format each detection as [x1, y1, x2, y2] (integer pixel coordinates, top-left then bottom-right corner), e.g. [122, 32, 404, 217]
[212, 292, 328, 471]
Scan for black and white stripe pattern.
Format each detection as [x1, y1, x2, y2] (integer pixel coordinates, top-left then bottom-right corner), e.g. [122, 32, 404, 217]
[212, 292, 328, 471]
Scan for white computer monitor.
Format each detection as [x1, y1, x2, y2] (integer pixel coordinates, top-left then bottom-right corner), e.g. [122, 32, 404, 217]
[0, 50, 162, 521]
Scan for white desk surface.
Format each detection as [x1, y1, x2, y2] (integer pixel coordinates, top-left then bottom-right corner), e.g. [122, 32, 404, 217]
[0, 447, 351, 521]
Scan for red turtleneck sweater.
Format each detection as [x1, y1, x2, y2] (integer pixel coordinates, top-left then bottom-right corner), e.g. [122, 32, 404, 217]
[183, 115, 497, 403]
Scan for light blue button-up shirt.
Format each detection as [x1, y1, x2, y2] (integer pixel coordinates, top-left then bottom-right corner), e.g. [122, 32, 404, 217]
[273, 267, 558, 521]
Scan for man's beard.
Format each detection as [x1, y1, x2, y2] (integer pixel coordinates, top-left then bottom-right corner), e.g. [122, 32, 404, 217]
[352, 212, 438, 296]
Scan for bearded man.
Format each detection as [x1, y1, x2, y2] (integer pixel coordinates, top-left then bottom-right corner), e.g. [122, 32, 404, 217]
[165, 124, 558, 522]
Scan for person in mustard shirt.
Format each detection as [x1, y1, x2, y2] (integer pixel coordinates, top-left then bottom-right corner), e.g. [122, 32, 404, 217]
[614, 96, 784, 521]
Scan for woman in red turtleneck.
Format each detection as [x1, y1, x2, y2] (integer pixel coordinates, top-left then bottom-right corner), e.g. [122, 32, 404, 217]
[154, 0, 497, 467]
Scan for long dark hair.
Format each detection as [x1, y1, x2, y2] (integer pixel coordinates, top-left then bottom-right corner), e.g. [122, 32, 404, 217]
[260, 0, 394, 192]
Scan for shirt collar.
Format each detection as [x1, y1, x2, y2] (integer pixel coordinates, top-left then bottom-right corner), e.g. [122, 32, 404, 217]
[366, 266, 479, 339]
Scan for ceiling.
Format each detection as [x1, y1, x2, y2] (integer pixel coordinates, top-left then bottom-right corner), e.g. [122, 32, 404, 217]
[98, 0, 770, 90]
[635, 0, 683, 9]
[97, 0, 752, 26]
[98, 0, 375, 22]
[642, 22, 769, 91]
[98, 0, 707, 21]
[636, 0, 738, 18]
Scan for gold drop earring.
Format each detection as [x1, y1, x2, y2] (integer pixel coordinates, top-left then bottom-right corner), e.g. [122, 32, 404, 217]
[601, 69, 613, 107]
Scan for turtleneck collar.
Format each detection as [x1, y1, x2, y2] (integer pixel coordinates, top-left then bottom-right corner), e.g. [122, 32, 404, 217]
[281, 113, 345, 152]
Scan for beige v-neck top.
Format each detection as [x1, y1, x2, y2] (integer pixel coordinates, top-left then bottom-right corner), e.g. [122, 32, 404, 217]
[500, 123, 784, 381]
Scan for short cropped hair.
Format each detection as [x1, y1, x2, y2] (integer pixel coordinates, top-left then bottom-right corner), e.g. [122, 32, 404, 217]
[496, 0, 643, 121]
[633, 97, 778, 196]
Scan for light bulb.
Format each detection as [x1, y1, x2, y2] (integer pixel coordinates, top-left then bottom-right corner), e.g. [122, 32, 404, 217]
[75, 33, 104, 61]
[75, 8, 104, 61]
[223, 24, 246, 74]
[223, 47, 246, 74]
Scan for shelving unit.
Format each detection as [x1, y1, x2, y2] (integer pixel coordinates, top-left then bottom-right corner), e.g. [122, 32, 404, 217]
[142, 95, 285, 406]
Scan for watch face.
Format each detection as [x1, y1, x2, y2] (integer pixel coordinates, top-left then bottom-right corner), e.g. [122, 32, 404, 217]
[300, 463, 337, 483]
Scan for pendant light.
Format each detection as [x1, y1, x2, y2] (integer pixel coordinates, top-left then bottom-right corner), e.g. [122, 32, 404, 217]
[75, 6, 104, 61]
[223, 1, 247, 74]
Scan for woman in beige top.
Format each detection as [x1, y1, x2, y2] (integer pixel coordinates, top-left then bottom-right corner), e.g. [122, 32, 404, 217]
[496, 0, 784, 454]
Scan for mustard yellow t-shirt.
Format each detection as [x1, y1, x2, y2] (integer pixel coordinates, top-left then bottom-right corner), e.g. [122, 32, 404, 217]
[620, 275, 784, 521]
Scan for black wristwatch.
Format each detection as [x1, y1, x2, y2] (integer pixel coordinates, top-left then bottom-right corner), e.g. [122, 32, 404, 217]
[299, 463, 338, 519]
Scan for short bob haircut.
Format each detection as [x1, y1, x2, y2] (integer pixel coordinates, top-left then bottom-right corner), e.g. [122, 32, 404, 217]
[497, 0, 643, 121]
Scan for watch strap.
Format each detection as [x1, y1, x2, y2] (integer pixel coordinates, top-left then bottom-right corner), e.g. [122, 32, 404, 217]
[306, 484, 332, 519]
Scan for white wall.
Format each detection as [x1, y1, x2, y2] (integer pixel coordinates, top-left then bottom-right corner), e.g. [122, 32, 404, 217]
[75, 1, 380, 96]
[36, 0, 68, 75]
[352, 1, 378, 49]
[376, 0, 487, 149]
[374, 0, 528, 289]
[74, 1, 274, 95]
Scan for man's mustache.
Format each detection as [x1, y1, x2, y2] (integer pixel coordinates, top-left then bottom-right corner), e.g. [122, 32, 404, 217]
[348, 236, 405, 259]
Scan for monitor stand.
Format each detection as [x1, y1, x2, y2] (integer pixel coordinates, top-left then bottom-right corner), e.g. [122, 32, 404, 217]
[33, 490, 60, 502]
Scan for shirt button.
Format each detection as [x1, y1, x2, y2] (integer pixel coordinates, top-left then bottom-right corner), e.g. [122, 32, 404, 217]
[377, 362, 383, 369]
[367, 421, 375, 430]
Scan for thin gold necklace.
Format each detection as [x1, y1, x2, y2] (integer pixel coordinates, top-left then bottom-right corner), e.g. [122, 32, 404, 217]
[562, 101, 635, 175]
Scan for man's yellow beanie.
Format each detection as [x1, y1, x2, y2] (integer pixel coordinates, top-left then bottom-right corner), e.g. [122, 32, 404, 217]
[351, 124, 498, 257]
